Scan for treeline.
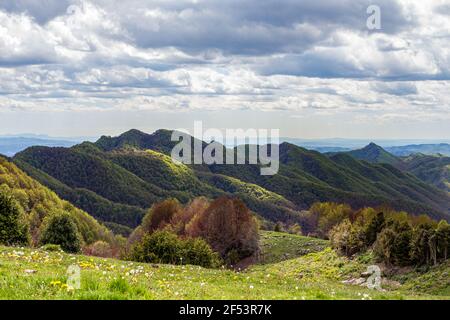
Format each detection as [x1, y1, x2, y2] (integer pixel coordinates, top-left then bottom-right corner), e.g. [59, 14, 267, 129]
[127, 196, 259, 267]
[299, 202, 450, 267]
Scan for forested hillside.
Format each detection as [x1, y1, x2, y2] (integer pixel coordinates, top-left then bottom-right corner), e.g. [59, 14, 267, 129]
[0, 156, 114, 246]
[403, 154, 450, 194]
[13, 130, 450, 233]
[341, 144, 450, 195]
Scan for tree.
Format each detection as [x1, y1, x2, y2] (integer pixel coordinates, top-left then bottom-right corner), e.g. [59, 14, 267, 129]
[186, 196, 259, 263]
[39, 212, 82, 253]
[329, 219, 365, 257]
[141, 198, 181, 233]
[172, 197, 209, 236]
[374, 221, 412, 266]
[128, 198, 183, 247]
[363, 211, 385, 246]
[308, 202, 353, 238]
[436, 220, 450, 262]
[0, 191, 30, 246]
[410, 223, 433, 266]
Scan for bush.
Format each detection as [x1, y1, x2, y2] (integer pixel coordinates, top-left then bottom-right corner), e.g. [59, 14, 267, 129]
[329, 219, 365, 256]
[129, 231, 220, 268]
[83, 240, 113, 258]
[181, 238, 221, 268]
[40, 244, 63, 252]
[304, 202, 353, 238]
[39, 212, 82, 253]
[0, 191, 30, 246]
[288, 223, 302, 235]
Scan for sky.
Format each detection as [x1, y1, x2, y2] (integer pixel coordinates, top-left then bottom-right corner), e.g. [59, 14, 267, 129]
[0, 0, 449, 139]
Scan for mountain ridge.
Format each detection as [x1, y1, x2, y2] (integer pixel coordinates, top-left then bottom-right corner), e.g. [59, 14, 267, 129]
[13, 129, 450, 228]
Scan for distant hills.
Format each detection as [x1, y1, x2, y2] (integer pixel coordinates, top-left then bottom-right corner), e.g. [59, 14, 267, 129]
[0, 137, 79, 157]
[345, 143, 404, 168]
[386, 144, 450, 157]
[283, 138, 450, 156]
[12, 129, 450, 231]
[3, 134, 450, 158]
[339, 144, 450, 194]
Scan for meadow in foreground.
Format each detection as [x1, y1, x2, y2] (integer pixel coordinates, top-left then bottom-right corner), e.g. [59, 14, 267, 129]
[1, 243, 448, 300]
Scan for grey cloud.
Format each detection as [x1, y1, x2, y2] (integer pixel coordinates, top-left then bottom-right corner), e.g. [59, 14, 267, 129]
[372, 82, 418, 96]
[0, 0, 73, 24]
[102, 0, 412, 55]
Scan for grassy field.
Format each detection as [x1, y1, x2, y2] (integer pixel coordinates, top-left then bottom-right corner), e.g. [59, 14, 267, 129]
[259, 231, 329, 264]
[1, 240, 449, 300]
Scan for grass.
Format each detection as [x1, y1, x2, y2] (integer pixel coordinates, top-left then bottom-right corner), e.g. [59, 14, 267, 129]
[1, 244, 448, 300]
[259, 231, 329, 264]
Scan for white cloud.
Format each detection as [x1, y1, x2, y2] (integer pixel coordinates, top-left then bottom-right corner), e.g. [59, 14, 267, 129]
[0, 0, 448, 138]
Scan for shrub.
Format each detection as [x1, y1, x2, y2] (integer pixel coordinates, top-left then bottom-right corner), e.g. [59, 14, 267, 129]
[40, 244, 63, 252]
[273, 222, 284, 232]
[0, 191, 30, 246]
[39, 212, 82, 253]
[181, 237, 221, 268]
[83, 240, 113, 258]
[305, 202, 353, 238]
[329, 219, 365, 257]
[288, 223, 302, 235]
[129, 230, 220, 268]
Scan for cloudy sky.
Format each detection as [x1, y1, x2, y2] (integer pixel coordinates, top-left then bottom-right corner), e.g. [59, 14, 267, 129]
[0, 0, 449, 139]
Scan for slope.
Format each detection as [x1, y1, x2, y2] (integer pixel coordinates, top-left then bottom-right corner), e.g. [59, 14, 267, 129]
[14, 130, 450, 226]
[0, 156, 114, 245]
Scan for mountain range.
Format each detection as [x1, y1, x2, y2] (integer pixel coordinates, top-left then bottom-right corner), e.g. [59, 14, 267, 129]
[0, 137, 79, 157]
[10, 129, 450, 234]
[339, 143, 450, 194]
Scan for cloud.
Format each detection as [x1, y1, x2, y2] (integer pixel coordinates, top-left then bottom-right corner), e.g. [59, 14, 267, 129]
[0, 0, 448, 131]
[372, 82, 418, 96]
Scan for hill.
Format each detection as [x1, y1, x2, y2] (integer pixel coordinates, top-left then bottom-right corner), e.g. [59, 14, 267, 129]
[14, 142, 298, 228]
[1, 244, 448, 299]
[0, 137, 77, 157]
[402, 154, 450, 194]
[0, 156, 114, 246]
[387, 144, 450, 157]
[342, 144, 450, 194]
[345, 143, 403, 168]
[13, 130, 450, 229]
[259, 231, 328, 264]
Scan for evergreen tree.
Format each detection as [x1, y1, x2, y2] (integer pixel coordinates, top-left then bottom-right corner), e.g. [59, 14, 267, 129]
[364, 211, 385, 246]
[0, 191, 30, 246]
[39, 213, 82, 253]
